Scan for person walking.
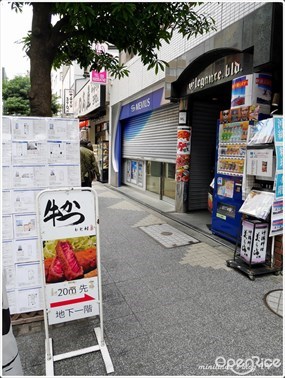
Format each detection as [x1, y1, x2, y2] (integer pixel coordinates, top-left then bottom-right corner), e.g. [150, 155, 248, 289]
[80, 140, 100, 187]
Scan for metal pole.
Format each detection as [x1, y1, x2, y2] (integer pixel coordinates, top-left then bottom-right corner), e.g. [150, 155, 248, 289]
[92, 188, 105, 346]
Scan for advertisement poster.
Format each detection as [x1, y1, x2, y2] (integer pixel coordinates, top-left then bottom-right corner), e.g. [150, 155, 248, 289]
[231, 73, 272, 108]
[217, 178, 234, 198]
[176, 128, 191, 182]
[11, 117, 47, 141]
[246, 148, 274, 177]
[131, 161, 138, 184]
[273, 116, 283, 200]
[138, 161, 143, 187]
[38, 189, 99, 325]
[231, 75, 252, 108]
[2, 190, 12, 215]
[270, 200, 283, 236]
[2, 116, 80, 314]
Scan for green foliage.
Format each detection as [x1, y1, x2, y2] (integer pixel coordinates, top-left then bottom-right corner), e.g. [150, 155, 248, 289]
[16, 2, 216, 79]
[2, 75, 60, 116]
[2, 75, 31, 115]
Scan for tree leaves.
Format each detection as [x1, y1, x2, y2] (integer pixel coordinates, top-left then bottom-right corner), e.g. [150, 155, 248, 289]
[15, 2, 216, 78]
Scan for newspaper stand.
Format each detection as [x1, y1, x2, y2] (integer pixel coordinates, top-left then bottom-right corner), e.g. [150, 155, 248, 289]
[36, 187, 114, 375]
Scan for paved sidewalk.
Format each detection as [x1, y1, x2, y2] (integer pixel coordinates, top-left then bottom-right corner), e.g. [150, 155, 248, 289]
[14, 182, 283, 376]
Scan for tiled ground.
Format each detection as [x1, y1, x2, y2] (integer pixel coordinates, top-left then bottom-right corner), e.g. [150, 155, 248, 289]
[180, 242, 233, 271]
[139, 223, 200, 248]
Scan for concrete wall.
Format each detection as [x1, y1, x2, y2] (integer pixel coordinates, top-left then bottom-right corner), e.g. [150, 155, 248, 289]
[110, 2, 264, 107]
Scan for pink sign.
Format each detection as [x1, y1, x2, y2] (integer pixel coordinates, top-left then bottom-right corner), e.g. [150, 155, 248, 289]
[90, 70, 107, 84]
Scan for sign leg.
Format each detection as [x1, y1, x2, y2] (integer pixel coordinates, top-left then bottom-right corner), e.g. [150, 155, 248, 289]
[94, 327, 114, 374]
[46, 338, 54, 376]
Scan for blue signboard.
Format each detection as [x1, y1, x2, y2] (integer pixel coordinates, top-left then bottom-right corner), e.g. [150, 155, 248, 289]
[119, 88, 164, 120]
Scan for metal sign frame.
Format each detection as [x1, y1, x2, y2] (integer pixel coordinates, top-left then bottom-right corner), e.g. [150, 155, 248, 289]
[36, 187, 114, 375]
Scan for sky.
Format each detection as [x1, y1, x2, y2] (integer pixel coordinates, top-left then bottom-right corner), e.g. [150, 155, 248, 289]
[1, 2, 32, 79]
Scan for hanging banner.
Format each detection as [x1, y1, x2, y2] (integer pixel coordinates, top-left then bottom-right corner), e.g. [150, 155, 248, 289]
[273, 115, 283, 200]
[90, 70, 107, 85]
[176, 127, 191, 182]
[270, 115, 283, 236]
[37, 188, 99, 325]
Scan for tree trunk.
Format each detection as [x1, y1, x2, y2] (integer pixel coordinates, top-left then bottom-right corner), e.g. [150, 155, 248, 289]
[29, 4, 54, 117]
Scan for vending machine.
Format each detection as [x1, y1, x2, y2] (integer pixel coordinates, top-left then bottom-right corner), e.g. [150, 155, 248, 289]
[211, 109, 250, 243]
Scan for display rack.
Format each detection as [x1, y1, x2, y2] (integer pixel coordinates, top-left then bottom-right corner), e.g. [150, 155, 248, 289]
[226, 205, 281, 280]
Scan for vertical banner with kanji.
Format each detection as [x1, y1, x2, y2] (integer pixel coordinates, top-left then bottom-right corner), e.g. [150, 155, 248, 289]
[37, 188, 99, 325]
[176, 128, 191, 182]
[270, 116, 283, 236]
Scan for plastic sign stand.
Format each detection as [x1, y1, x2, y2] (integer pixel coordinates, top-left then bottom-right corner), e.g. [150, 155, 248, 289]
[36, 187, 114, 375]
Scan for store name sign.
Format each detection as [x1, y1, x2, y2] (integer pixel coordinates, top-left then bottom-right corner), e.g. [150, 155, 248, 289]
[130, 98, 151, 113]
[73, 82, 101, 117]
[120, 88, 164, 120]
[189, 61, 242, 92]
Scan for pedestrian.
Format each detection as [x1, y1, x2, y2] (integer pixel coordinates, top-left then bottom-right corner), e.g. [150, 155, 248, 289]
[2, 272, 23, 376]
[80, 140, 100, 187]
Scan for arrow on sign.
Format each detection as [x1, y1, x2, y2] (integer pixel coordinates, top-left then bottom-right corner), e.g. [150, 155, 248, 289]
[50, 294, 95, 308]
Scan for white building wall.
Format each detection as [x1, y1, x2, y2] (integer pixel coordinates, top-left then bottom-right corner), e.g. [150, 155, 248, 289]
[110, 2, 264, 106]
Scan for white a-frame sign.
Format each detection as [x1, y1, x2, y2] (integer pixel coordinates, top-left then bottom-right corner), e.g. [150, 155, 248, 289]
[36, 187, 114, 375]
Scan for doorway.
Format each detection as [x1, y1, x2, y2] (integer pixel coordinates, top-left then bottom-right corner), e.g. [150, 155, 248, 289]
[187, 82, 232, 213]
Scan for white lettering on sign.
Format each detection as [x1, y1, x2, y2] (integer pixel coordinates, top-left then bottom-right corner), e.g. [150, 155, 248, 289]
[130, 98, 151, 112]
[189, 61, 242, 92]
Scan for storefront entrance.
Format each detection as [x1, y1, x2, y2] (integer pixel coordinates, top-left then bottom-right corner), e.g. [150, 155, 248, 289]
[146, 161, 175, 201]
[187, 82, 232, 212]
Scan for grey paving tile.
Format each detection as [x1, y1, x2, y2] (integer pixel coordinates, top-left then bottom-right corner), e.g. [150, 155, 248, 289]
[131, 306, 177, 333]
[23, 363, 46, 376]
[103, 298, 133, 321]
[102, 282, 124, 302]
[106, 261, 140, 283]
[54, 358, 76, 376]
[17, 332, 45, 367]
[104, 314, 147, 343]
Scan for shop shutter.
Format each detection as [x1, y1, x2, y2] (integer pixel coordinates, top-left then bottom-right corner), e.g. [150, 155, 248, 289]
[122, 104, 179, 162]
[188, 101, 220, 211]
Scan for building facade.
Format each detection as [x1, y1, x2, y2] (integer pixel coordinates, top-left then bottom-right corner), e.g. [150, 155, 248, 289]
[109, 2, 282, 208]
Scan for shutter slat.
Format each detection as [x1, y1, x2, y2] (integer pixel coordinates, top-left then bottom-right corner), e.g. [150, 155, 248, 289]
[122, 105, 178, 162]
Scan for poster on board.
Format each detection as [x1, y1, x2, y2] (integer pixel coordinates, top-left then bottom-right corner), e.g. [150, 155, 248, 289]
[37, 189, 99, 325]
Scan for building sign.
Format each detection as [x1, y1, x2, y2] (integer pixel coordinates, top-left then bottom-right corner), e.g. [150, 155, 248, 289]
[73, 82, 101, 117]
[90, 70, 107, 85]
[64, 90, 74, 114]
[119, 88, 164, 120]
[37, 188, 99, 325]
[187, 53, 253, 95]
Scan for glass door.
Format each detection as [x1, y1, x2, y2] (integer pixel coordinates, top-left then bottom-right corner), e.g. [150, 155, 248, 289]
[162, 163, 176, 200]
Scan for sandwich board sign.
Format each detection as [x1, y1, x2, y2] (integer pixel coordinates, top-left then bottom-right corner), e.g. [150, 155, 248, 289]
[36, 187, 113, 375]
